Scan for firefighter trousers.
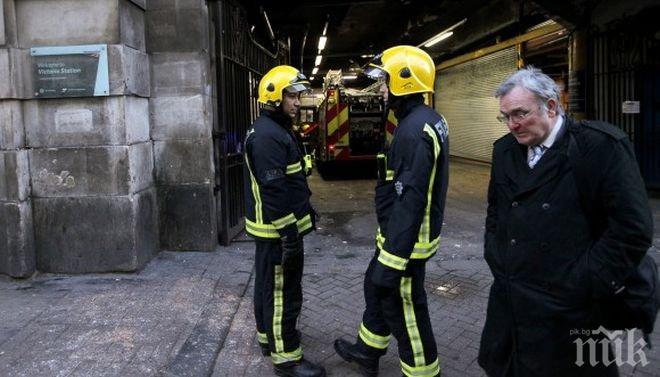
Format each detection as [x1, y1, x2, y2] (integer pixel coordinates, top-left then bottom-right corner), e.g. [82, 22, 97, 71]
[356, 252, 440, 377]
[253, 239, 305, 365]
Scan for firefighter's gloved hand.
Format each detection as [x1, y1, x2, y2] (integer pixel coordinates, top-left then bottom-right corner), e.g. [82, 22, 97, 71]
[281, 234, 303, 271]
[371, 262, 403, 288]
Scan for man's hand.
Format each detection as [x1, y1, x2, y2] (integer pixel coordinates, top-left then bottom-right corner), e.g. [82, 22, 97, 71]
[281, 235, 303, 270]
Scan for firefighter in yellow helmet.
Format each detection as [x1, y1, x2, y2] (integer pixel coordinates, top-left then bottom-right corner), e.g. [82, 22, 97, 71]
[244, 65, 325, 377]
[334, 46, 449, 377]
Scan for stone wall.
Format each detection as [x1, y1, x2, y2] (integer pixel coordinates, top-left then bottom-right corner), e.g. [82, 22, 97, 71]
[0, 0, 34, 277]
[146, 0, 217, 251]
[0, 0, 158, 276]
[0, 0, 220, 276]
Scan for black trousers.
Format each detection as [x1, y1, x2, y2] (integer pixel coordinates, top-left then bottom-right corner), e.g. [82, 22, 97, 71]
[254, 239, 305, 365]
[356, 252, 440, 377]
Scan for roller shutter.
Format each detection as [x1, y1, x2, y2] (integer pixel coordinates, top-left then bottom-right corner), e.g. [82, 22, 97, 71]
[435, 47, 518, 162]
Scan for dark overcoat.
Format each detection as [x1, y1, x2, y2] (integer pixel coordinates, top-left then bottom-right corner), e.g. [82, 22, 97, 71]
[478, 117, 654, 377]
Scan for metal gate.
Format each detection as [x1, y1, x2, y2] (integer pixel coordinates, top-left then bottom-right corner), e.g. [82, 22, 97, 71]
[435, 47, 518, 162]
[209, 0, 289, 245]
[590, 30, 660, 188]
[638, 69, 660, 189]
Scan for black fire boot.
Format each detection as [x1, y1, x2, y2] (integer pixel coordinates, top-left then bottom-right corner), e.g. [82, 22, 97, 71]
[273, 358, 326, 377]
[334, 338, 380, 377]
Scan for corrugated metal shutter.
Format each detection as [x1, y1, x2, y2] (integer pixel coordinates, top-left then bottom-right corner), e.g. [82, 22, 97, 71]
[435, 47, 518, 162]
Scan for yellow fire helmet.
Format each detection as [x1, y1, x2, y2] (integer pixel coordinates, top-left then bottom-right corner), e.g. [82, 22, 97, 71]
[258, 65, 311, 106]
[364, 45, 435, 96]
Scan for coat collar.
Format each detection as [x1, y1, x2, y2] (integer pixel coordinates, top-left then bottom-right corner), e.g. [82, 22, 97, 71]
[503, 116, 574, 198]
[261, 108, 293, 129]
[392, 94, 424, 121]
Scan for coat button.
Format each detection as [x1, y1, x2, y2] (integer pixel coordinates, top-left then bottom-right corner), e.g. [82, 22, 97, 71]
[542, 203, 550, 210]
[511, 201, 519, 208]
[510, 239, 517, 246]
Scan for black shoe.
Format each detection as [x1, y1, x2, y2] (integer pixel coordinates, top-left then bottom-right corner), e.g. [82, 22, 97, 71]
[259, 342, 270, 356]
[273, 358, 326, 377]
[334, 338, 380, 377]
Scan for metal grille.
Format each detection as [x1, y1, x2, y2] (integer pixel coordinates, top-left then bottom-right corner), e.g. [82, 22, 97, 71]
[435, 47, 518, 162]
[638, 70, 660, 189]
[590, 30, 660, 188]
[591, 33, 641, 139]
[210, 0, 288, 245]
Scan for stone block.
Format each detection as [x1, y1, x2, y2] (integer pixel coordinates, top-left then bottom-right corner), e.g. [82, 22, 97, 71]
[0, 200, 35, 278]
[16, 0, 145, 49]
[0, 100, 24, 149]
[158, 183, 217, 251]
[17, 0, 117, 47]
[0, 47, 30, 99]
[0, 0, 5, 46]
[119, 0, 146, 51]
[34, 188, 158, 273]
[151, 52, 207, 96]
[125, 96, 150, 143]
[30, 144, 154, 197]
[25, 96, 149, 147]
[0, 150, 29, 201]
[108, 45, 150, 97]
[154, 139, 213, 185]
[30, 146, 129, 197]
[150, 94, 211, 140]
[0, 44, 149, 100]
[146, 5, 208, 53]
[134, 187, 159, 261]
[129, 141, 154, 193]
[1, 0, 18, 47]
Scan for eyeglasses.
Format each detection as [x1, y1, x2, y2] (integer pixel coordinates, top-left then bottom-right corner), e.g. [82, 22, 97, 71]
[496, 108, 537, 124]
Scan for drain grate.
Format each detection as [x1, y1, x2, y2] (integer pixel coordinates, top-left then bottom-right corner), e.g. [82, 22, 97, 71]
[425, 272, 482, 300]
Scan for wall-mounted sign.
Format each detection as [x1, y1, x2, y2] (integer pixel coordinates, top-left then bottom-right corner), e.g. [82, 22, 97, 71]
[31, 44, 109, 98]
[622, 100, 640, 114]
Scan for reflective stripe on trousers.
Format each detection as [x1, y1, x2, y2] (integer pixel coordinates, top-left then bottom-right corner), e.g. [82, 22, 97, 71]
[253, 240, 304, 365]
[356, 254, 440, 376]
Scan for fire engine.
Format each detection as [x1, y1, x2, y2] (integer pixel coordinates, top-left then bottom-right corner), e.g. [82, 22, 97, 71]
[315, 70, 396, 173]
[295, 93, 321, 153]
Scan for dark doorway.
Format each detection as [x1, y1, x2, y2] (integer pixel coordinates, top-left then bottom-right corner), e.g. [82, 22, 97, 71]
[209, 0, 289, 245]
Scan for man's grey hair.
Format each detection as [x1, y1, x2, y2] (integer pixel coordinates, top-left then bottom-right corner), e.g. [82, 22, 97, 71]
[495, 66, 564, 115]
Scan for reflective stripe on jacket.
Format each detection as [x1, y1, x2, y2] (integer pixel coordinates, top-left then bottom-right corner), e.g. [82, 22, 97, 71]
[374, 96, 449, 272]
[243, 109, 315, 241]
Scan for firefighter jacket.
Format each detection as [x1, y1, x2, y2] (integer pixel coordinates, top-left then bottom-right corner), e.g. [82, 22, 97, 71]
[373, 95, 449, 282]
[243, 109, 315, 241]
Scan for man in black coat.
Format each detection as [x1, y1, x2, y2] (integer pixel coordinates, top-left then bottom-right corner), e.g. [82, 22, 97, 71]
[478, 67, 654, 377]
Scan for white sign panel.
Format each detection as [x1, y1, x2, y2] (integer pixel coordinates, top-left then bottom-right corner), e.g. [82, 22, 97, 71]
[622, 101, 640, 114]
